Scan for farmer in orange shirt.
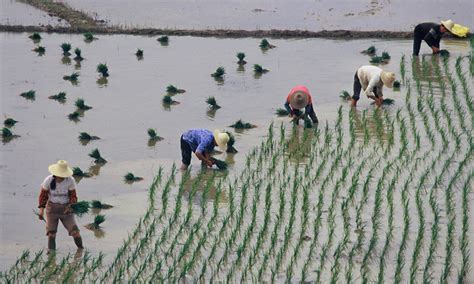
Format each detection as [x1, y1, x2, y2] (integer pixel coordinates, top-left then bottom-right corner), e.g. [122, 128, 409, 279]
[284, 85, 318, 125]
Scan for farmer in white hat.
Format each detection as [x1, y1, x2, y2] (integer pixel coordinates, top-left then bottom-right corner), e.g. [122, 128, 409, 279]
[351, 65, 396, 107]
[37, 160, 84, 253]
[284, 85, 319, 125]
[180, 129, 229, 170]
[412, 20, 454, 56]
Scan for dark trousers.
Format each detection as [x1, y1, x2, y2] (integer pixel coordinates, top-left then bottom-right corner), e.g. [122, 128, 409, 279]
[352, 72, 378, 101]
[413, 26, 424, 56]
[180, 136, 192, 166]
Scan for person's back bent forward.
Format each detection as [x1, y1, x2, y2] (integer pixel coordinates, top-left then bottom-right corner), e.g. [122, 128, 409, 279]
[180, 129, 229, 170]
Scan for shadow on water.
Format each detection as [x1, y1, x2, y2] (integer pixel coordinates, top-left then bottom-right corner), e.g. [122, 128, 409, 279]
[96, 77, 108, 87]
[61, 56, 71, 65]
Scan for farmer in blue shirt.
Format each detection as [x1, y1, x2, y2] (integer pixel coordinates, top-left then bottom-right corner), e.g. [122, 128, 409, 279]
[180, 129, 229, 170]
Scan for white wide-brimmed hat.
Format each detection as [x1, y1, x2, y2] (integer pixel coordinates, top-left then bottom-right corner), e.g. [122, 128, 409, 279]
[48, 160, 73, 178]
[381, 71, 396, 88]
[441, 19, 455, 33]
[213, 130, 229, 151]
[289, 90, 310, 109]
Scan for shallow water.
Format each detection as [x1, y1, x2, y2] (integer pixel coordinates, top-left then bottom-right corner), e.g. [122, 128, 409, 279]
[0, 0, 68, 27]
[0, 32, 471, 271]
[63, 0, 473, 31]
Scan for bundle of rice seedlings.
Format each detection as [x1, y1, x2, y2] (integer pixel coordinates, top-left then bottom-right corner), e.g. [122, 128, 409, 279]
[97, 63, 109, 77]
[70, 201, 90, 217]
[78, 132, 100, 141]
[91, 200, 113, 209]
[157, 35, 169, 44]
[68, 111, 81, 121]
[72, 167, 93, 178]
[206, 97, 221, 109]
[393, 80, 401, 89]
[124, 172, 143, 182]
[86, 215, 105, 230]
[48, 92, 66, 102]
[275, 108, 289, 116]
[229, 119, 256, 129]
[439, 49, 450, 57]
[75, 98, 92, 110]
[20, 90, 35, 100]
[370, 56, 384, 64]
[361, 46, 376, 55]
[381, 51, 391, 60]
[61, 43, 72, 56]
[162, 95, 179, 105]
[4, 118, 18, 128]
[225, 131, 238, 153]
[166, 84, 185, 94]
[33, 46, 45, 55]
[2, 127, 13, 138]
[210, 157, 228, 170]
[340, 90, 352, 100]
[304, 117, 313, 128]
[29, 32, 41, 41]
[259, 39, 275, 49]
[370, 98, 395, 106]
[89, 148, 107, 164]
[74, 48, 84, 61]
[236, 52, 247, 64]
[83, 32, 95, 42]
[211, 67, 225, 78]
[254, 64, 269, 74]
[136, 49, 143, 58]
[63, 72, 79, 82]
[147, 128, 163, 140]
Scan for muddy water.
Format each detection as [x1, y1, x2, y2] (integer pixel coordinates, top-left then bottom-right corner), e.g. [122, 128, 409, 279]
[0, 0, 68, 27]
[0, 32, 470, 270]
[63, 0, 473, 31]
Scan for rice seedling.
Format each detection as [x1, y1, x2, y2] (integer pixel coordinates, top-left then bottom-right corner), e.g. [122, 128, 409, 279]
[361, 45, 376, 55]
[73, 48, 84, 61]
[4, 118, 18, 128]
[83, 32, 95, 42]
[157, 35, 169, 44]
[162, 95, 179, 105]
[225, 131, 238, 153]
[33, 46, 45, 55]
[381, 51, 391, 60]
[275, 108, 289, 116]
[124, 172, 143, 182]
[400, 54, 406, 83]
[48, 92, 66, 102]
[259, 39, 275, 49]
[70, 201, 90, 217]
[75, 98, 92, 110]
[393, 80, 401, 89]
[89, 148, 107, 164]
[236, 52, 246, 64]
[340, 90, 351, 100]
[78, 132, 100, 142]
[206, 96, 221, 109]
[67, 111, 81, 121]
[370, 98, 395, 105]
[19, 90, 35, 100]
[253, 64, 269, 74]
[211, 66, 225, 78]
[91, 200, 113, 209]
[72, 167, 93, 178]
[135, 49, 143, 58]
[63, 72, 79, 82]
[209, 157, 227, 170]
[229, 119, 256, 129]
[147, 128, 163, 141]
[370, 56, 384, 64]
[97, 63, 109, 77]
[166, 84, 185, 94]
[60, 43, 72, 56]
[29, 32, 41, 41]
[439, 49, 450, 57]
[86, 215, 106, 230]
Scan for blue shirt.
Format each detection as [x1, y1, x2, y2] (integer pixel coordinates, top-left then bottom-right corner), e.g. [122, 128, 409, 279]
[182, 129, 215, 154]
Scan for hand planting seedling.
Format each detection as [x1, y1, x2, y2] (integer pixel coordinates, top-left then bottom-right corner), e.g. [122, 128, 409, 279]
[136, 49, 144, 58]
[124, 172, 143, 183]
[70, 201, 90, 217]
[206, 97, 221, 109]
[75, 98, 92, 110]
[89, 148, 107, 164]
[229, 119, 256, 129]
[211, 67, 225, 79]
[275, 108, 290, 116]
[85, 215, 105, 230]
[4, 118, 18, 128]
[209, 157, 228, 170]
[97, 63, 109, 77]
[259, 39, 275, 49]
[20, 90, 35, 101]
[91, 200, 113, 209]
[370, 98, 395, 106]
[72, 167, 93, 178]
[61, 43, 72, 56]
[361, 45, 376, 55]
[63, 72, 79, 83]
[254, 64, 269, 74]
[83, 32, 96, 42]
[29, 32, 41, 42]
[236, 52, 246, 65]
[340, 90, 352, 101]
[48, 92, 66, 103]
[439, 49, 450, 57]
[79, 132, 100, 141]
[166, 85, 185, 94]
[67, 111, 81, 122]
[225, 131, 238, 153]
[304, 117, 313, 128]
[163, 95, 179, 105]
[33, 46, 45, 55]
[73, 48, 84, 61]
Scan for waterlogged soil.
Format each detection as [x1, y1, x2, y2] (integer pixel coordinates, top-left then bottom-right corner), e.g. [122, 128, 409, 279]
[64, 0, 473, 31]
[0, 32, 472, 278]
[0, 0, 68, 27]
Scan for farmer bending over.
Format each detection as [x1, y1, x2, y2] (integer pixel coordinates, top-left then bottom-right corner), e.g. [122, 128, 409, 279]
[37, 160, 84, 254]
[284, 85, 319, 125]
[351, 65, 395, 107]
[412, 20, 455, 56]
[180, 129, 229, 170]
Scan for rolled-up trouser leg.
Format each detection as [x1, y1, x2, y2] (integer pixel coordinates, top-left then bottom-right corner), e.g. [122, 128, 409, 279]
[352, 72, 362, 101]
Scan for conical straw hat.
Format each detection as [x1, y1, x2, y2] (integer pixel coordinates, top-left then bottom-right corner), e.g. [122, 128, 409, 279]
[48, 160, 73, 178]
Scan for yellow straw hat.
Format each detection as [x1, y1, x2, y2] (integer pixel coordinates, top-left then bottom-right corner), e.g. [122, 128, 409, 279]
[440, 19, 455, 33]
[289, 90, 310, 109]
[213, 130, 229, 151]
[380, 71, 396, 88]
[48, 160, 73, 178]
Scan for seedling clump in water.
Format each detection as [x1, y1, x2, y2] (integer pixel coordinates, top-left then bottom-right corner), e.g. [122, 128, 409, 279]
[29, 32, 41, 41]
[237, 52, 247, 65]
[68, 111, 81, 121]
[70, 201, 90, 217]
[254, 64, 269, 74]
[86, 215, 105, 230]
[33, 46, 45, 55]
[163, 95, 179, 105]
[210, 157, 228, 170]
[229, 119, 256, 129]
[361, 45, 376, 55]
[157, 36, 169, 45]
[89, 148, 107, 164]
[2, 127, 13, 138]
[147, 128, 163, 141]
[381, 51, 391, 60]
[340, 90, 352, 101]
[72, 167, 92, 178]
[124, 173, 143, 182]
[49, 92, 66, 102]
[75, 98, 92, 110]
[370, 98, 395, 106]
[83, 32, 95, 42]
[211, 67, 225, 79]
[260, 39, 275, 49]
[166, 85, 185, 94]
[74, 48, 84, 61]
[63, 72, 79, 82]
[206, 97, 221, 109]
[79, 132, 100, 141]
[61, 43, 72, 56]
[20, 90, 35, 100]
[91, 200, 113, 209]
[275, 108, 290, 116]
[136, 49, 143, 58]
[4, 118, 18, 128]
[97, 63, 109, 77]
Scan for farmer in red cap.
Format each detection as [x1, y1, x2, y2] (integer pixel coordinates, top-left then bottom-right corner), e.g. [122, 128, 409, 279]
[284, 85, 318, 125]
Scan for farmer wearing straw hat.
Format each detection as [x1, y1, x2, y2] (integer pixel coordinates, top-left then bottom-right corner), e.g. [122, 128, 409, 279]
[351, 65, 396, 107]
[180, 129, 229, 170]
[284, 85, 319, 125]
[412, 20, 456, 56]
[37, 160, 84, 253]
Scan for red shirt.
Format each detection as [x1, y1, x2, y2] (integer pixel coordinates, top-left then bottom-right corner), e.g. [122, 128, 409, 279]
[287, 85, 312, 104]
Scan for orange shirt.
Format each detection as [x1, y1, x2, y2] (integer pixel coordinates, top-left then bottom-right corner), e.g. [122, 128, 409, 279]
[286, 85, 312, 104]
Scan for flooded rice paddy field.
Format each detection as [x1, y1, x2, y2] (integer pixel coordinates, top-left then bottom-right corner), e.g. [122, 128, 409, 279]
[64, 0, 474, 31]
[1, 32, 473, 282]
